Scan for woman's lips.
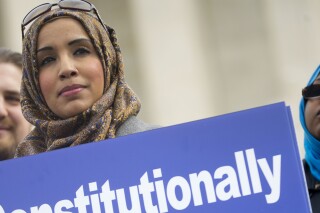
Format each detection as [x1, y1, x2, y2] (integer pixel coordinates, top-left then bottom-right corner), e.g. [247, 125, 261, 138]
[59, 84, 85, 97]
[0, 124, 10, 130]
[0, 126, 11, 135]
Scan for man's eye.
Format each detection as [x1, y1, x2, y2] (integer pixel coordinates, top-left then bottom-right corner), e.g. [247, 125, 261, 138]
[6, 96, 20, 105]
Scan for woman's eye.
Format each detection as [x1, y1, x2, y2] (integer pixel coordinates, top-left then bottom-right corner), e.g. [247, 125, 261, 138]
[74, 48, 90, 56]
[39, 57, 55, 67]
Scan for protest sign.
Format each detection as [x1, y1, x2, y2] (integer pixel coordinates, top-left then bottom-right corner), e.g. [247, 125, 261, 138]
[0, 102, 310, 212]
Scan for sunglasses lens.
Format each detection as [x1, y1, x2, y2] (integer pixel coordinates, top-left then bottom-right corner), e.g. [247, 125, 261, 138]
[302, 84, 320, 99]
[23, 3, 52, 25]
[59, 0, 92, 11]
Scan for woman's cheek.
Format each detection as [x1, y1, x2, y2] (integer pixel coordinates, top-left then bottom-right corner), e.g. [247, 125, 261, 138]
[39, 71, 55, 102]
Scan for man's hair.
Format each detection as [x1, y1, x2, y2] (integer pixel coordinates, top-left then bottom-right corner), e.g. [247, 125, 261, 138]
[0, 47, 22, 69]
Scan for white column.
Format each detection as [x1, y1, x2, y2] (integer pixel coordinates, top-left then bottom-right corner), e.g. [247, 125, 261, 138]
[263, 0, 320, 157]
[1, 0, 55, 52]
[128, 0, 215, 126]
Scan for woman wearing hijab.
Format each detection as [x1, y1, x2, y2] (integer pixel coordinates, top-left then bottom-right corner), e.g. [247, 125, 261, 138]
[16, 0, 157, 157]
[300, 65, 320, 213]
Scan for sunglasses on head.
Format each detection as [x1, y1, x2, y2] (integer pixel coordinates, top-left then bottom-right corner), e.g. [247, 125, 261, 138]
[21, 0, 107, 39]
[302, 84, 320, 99]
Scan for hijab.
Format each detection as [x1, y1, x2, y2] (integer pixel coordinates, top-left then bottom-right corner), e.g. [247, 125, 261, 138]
[299, 65, 320, 181]
[15, 9, 141, 157]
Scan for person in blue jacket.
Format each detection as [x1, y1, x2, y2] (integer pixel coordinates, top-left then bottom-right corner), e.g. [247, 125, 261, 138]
[300, 65, 320, 213]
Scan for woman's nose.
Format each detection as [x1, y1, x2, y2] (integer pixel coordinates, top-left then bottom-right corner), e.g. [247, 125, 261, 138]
[58, 56, 79, 80]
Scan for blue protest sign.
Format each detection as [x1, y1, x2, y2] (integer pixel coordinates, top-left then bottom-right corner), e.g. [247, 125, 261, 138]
[0, 102, 310, 212]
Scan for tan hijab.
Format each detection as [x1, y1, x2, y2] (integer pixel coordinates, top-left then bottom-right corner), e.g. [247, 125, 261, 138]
[15, 9, 141, 157]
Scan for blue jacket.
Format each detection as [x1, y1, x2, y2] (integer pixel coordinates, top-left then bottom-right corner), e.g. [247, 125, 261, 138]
[304, 160, 320, 213]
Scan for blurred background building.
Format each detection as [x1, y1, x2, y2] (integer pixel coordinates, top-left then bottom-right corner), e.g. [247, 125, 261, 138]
[1, 0, 320, 157]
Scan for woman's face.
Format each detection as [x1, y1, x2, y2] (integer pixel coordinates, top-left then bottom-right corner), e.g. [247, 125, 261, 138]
[37, 17, 104, 119]
[305, 76, 320, 140]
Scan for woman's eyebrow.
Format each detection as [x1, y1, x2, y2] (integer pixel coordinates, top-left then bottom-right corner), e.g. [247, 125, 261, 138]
[37, 38, 92, 53]
[37, 46, 53, 54]
[68, 38, 91, 46]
